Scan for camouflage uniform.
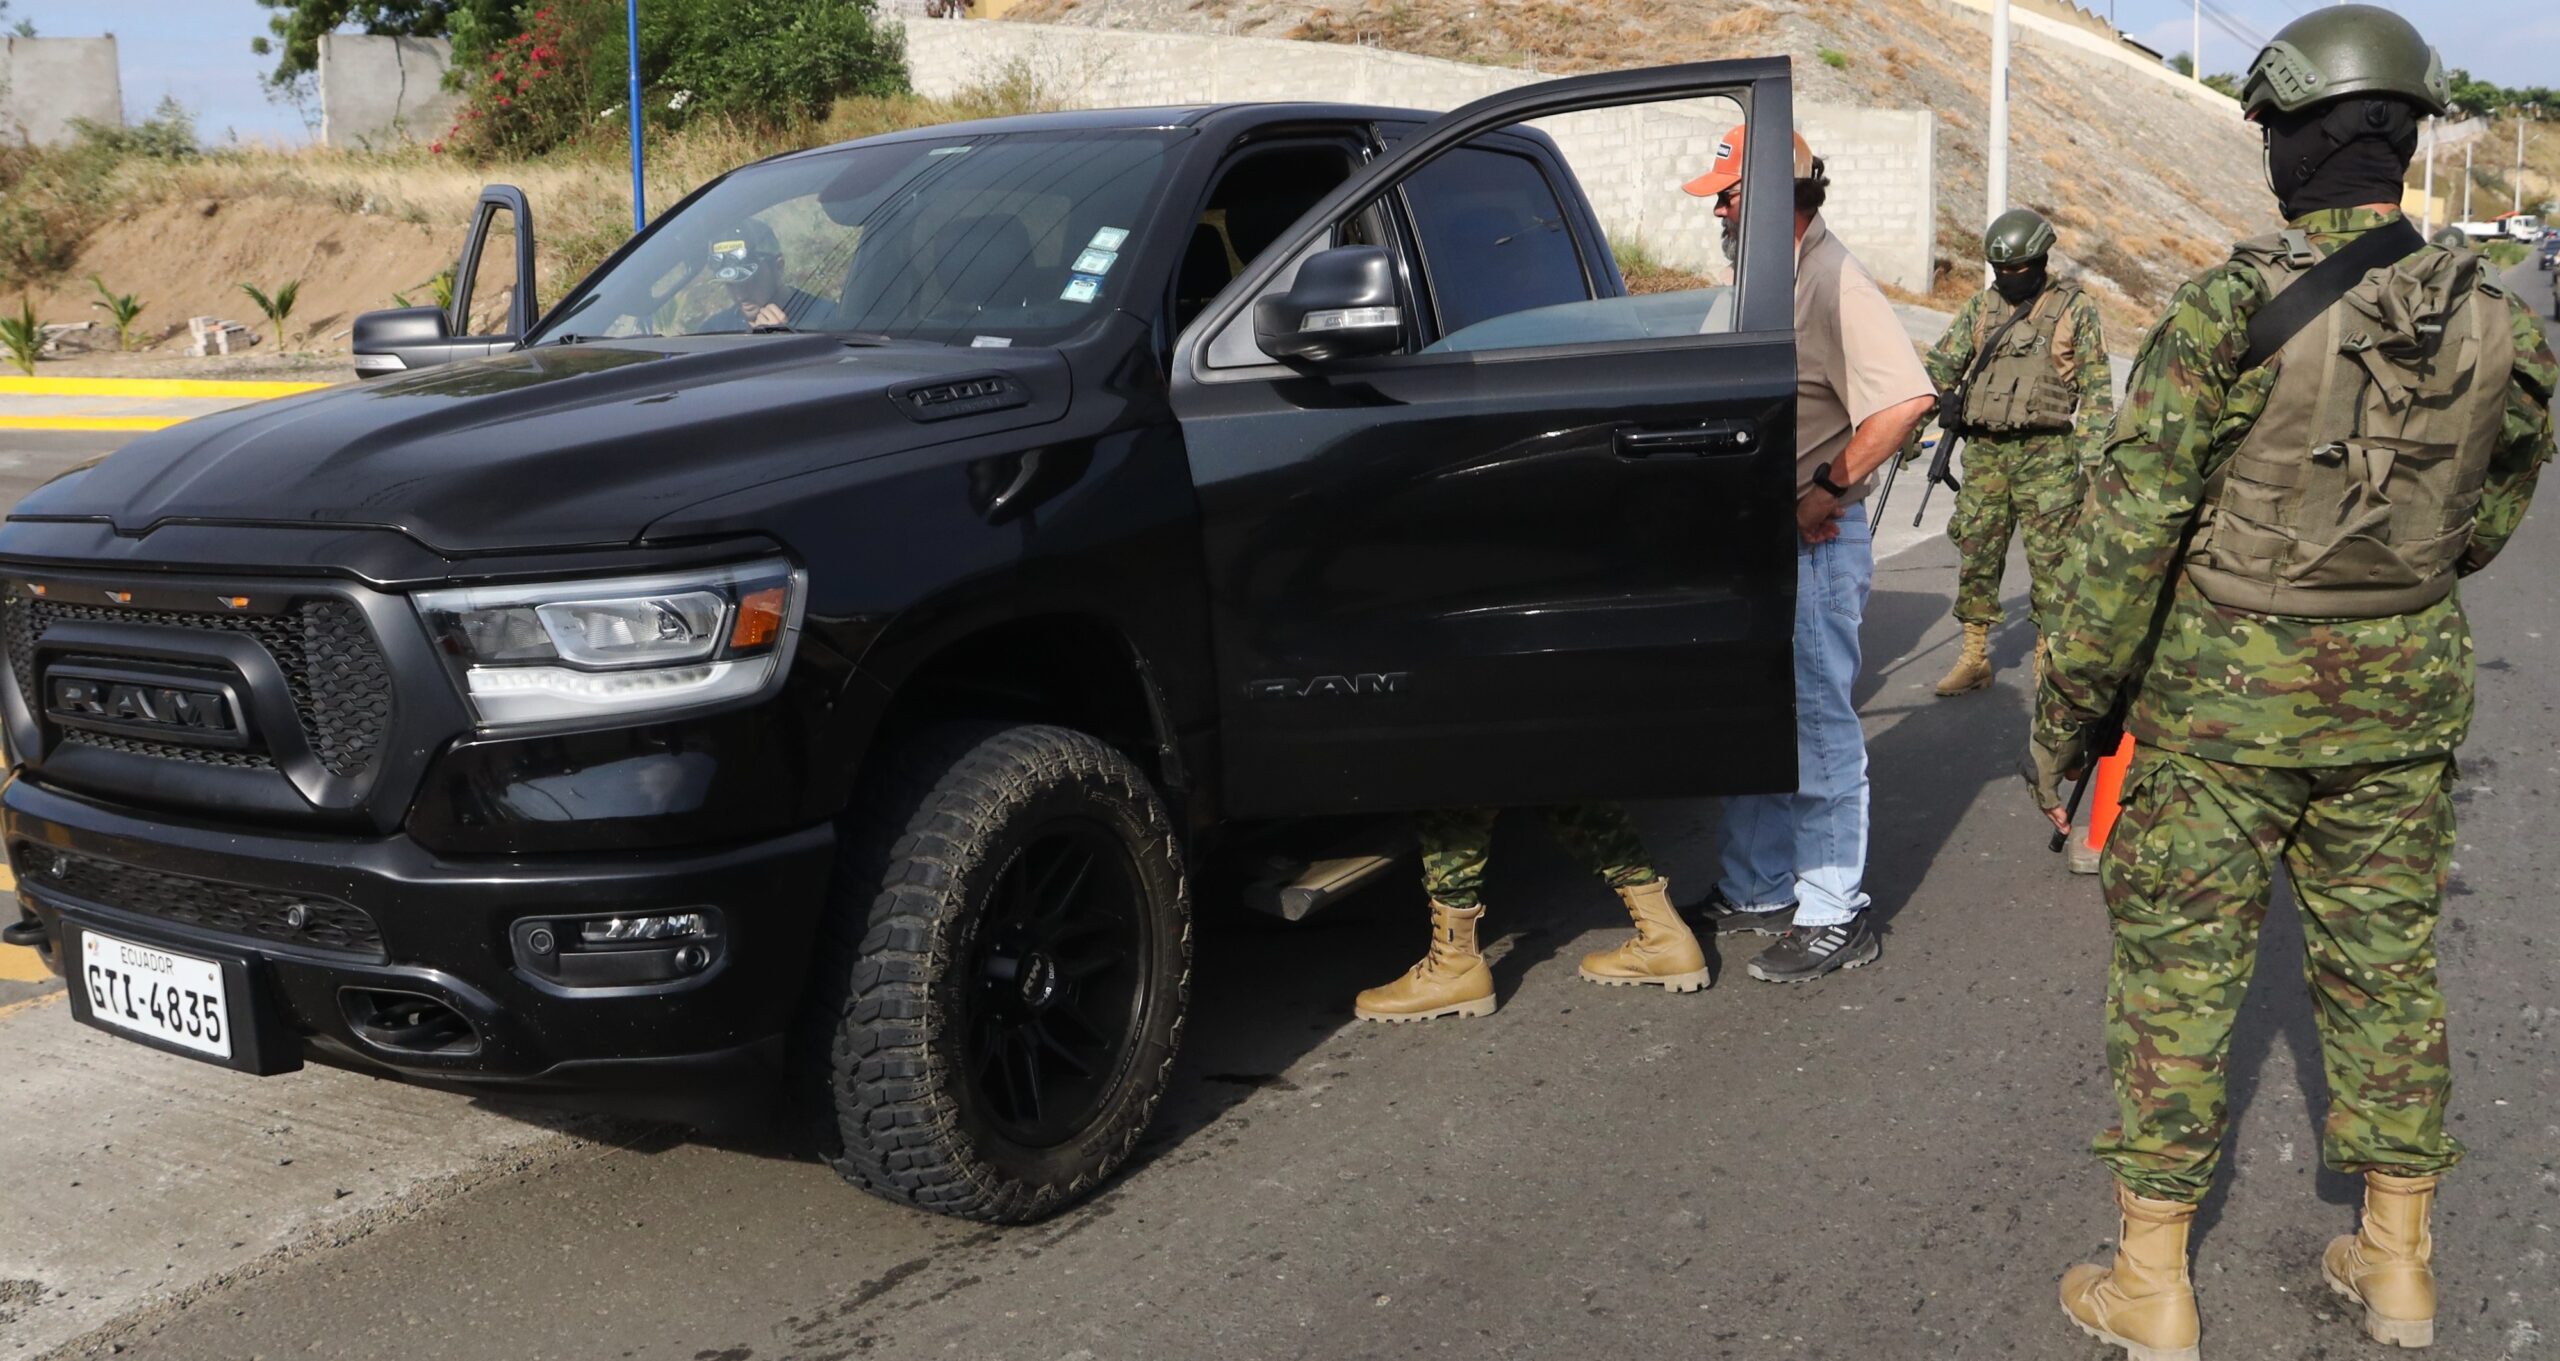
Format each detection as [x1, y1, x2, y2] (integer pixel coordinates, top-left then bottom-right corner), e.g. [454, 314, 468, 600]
[1926, 285, 2115, 635]
[1417, 804, 1658, 910]
[2038, 207, 2560, 1204]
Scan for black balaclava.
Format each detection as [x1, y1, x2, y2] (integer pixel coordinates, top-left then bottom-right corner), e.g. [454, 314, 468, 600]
[1994, 262, 2049, 305]
[2260, 96, 2421, 221]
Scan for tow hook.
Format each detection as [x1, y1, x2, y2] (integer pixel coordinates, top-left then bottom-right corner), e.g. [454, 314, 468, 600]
[2, 916, 47, 948]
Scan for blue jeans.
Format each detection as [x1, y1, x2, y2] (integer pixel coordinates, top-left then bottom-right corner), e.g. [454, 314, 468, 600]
[1715, 504, 1874, 927]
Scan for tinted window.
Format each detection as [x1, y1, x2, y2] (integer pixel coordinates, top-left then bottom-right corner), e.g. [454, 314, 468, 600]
[1402, 148, 1590, 335]
[532, 131, 1177, 348]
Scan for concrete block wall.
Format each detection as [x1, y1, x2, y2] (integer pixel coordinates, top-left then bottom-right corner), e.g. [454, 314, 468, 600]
[907, 22, 1935, 290]
[319, 35, 463, 146]
[0, 36, 121, 147]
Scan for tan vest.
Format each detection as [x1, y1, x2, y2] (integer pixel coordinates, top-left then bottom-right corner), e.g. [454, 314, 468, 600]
[2183, 230, 2515, 619]
[1959, 285, 2085, 434]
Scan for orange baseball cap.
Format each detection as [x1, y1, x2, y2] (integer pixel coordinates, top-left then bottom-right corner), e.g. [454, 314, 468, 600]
[1682, 124, 1819, 197]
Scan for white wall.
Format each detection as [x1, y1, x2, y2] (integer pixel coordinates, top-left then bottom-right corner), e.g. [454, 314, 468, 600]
[906, 22, 1937, 290]
[0, 36, 121, 147]
[319, 35, 463, 147]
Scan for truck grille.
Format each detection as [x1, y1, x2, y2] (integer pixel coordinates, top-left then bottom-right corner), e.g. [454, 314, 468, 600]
[15, 841, 387, 959]
[2, 594, 392, 777]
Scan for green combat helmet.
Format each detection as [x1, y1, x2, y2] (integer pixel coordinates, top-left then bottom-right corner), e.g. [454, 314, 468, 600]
[1984, 207, 2056, 265]
[2430, 225, 2470, 251]
[2241, 4, 2450, 118]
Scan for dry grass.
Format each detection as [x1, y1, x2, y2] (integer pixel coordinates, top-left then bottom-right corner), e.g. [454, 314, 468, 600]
[17, 74, 1067, 356]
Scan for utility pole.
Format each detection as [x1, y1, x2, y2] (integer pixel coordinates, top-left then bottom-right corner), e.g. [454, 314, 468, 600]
[2518, 108, 2530, 215]
[2463, 139, 2473, 222]
[2421, 118, 2437, 236]
[1988, 0, 2012, 281]
[2192, 0, 2202, 86]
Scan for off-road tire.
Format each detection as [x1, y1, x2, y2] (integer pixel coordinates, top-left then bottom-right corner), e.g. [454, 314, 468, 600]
[803, 722, 1190, 1222]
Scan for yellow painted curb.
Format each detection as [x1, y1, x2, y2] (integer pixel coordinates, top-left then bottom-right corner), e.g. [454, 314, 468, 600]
[0, 416, 186, 432]
[0, 947, 47, 983]
[0, 377, 330, 399]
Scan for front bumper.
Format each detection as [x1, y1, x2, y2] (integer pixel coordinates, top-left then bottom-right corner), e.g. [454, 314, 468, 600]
[5, 775, 836, 1126]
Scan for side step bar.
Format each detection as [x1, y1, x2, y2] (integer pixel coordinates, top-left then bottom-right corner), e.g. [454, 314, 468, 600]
[1238, 852, 1402, 923]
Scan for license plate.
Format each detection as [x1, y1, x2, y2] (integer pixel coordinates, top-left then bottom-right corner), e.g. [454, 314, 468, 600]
[76, 926, 234, 1061]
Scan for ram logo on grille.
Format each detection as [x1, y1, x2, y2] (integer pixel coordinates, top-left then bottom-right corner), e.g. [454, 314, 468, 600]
[47, 675, 238, 736]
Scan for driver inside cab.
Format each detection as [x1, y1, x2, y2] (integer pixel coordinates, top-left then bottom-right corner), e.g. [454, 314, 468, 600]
[704, 219, 822, 331]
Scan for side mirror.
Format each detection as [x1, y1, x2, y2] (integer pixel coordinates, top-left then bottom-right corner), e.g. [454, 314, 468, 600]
[1253, 245, 1402, 365]
[349, 306, 451, 379]
[357, 184, 538, 379]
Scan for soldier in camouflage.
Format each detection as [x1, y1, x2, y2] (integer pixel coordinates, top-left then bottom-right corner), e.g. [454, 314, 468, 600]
[1351, 804, 1708, 1022]
[1923, 208, 2113, 697]
[2024, 8, 2559, 1359]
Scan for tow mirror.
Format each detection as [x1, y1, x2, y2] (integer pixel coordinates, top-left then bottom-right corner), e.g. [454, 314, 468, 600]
[1253, 245, 1402, 365]
[352, 184, 537, 379]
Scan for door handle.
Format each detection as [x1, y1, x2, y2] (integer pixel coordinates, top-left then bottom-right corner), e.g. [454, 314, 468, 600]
[982, 448, 1045, 520]
[1614, 421, 1760, 458]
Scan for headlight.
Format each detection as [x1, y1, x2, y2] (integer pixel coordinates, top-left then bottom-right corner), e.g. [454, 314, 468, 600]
[414, 559, 805, 730]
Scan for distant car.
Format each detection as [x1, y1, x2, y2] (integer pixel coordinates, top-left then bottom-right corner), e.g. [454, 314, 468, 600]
[2540, 234, 2559, 270]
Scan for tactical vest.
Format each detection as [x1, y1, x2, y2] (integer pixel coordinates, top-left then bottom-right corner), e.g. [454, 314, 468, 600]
[1959, 285, 2085, 434]
[2182, 230, 2515, 619]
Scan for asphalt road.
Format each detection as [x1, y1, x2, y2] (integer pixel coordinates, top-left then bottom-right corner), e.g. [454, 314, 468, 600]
[8, 270, 2560, 1361]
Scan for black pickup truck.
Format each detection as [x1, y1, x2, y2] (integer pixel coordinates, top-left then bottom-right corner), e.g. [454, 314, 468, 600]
[0, 61, 1803, 1222]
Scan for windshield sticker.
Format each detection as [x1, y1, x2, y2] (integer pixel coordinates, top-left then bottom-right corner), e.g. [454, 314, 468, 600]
[1060, 274, 1105, 305]
[970, 335, 1014, 348]
[1087, 227, 1129, 252]
[1072, 247, 1118, 275]
[928, 145, 973, 157]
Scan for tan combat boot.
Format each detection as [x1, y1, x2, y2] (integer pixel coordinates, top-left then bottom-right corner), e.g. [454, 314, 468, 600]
[1934, 621, 1995, 696]
[2060, 1185, 2202, 1361]
[2323, 1172, 2439, 1349]
[1578, 879, 1711, 992]
[1354, 900, 1495, 1022]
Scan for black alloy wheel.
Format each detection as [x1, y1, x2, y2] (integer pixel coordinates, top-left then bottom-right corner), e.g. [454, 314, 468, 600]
[804, 722, 1190, 1223]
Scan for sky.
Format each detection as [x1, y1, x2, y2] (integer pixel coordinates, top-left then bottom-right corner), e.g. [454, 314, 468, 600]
[15, 0, 2556, 146]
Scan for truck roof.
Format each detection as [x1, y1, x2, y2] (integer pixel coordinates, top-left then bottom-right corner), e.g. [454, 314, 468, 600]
[764, 102, 1437, 164]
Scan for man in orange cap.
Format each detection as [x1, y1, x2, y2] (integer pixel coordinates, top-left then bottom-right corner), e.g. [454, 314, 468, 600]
[1677, 124, 1936, 985]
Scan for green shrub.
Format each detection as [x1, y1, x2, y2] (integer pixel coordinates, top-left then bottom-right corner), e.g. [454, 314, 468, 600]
[441, 0, 906, 161]
[1818, 48, 1849, 71]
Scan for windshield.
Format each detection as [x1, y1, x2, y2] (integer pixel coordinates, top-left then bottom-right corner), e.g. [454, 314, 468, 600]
[531, 129, 1181, 347]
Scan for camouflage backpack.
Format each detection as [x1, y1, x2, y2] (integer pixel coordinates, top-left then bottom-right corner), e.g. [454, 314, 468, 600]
[1959, 285, 2086, 435]
[2182, 231, 2514, 618]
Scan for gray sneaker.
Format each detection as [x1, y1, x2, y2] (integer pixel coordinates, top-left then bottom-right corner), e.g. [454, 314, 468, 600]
[1746, 916, 1880, 983]
[1685, 887, 1798, 936]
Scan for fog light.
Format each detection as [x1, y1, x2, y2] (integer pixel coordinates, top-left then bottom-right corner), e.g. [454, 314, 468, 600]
[580, 912, 710, 944]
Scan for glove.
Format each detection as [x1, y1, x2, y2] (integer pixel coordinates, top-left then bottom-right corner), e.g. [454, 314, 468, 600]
[2020, 728, 2087, 812]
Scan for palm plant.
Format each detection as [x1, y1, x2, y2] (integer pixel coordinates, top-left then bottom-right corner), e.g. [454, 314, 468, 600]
[88, 276, 144, 351]
[0, 298, 39, 376]
[238, 280, 301, 352]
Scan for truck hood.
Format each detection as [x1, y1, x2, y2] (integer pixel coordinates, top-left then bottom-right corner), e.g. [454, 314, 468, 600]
[13, 336, 1070, 555]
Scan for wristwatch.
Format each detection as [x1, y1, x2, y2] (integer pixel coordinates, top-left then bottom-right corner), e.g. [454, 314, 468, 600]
[1810, 461, 1850, 498]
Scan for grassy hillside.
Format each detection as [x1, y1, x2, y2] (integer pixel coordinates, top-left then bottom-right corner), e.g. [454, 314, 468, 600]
[6, 80, 1055, 362]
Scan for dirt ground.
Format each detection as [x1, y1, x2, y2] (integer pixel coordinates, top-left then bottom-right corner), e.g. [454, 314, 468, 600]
[32, 198, 455, 367]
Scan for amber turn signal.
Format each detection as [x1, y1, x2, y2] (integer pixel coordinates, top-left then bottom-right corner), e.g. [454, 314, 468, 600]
[729, 586, 787, 650]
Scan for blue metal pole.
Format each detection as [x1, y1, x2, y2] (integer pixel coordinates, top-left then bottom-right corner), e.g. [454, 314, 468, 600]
[626, 0, 645, 230]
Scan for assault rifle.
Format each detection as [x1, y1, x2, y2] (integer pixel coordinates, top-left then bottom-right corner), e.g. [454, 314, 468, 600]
[1918, 291, 2042, 528]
